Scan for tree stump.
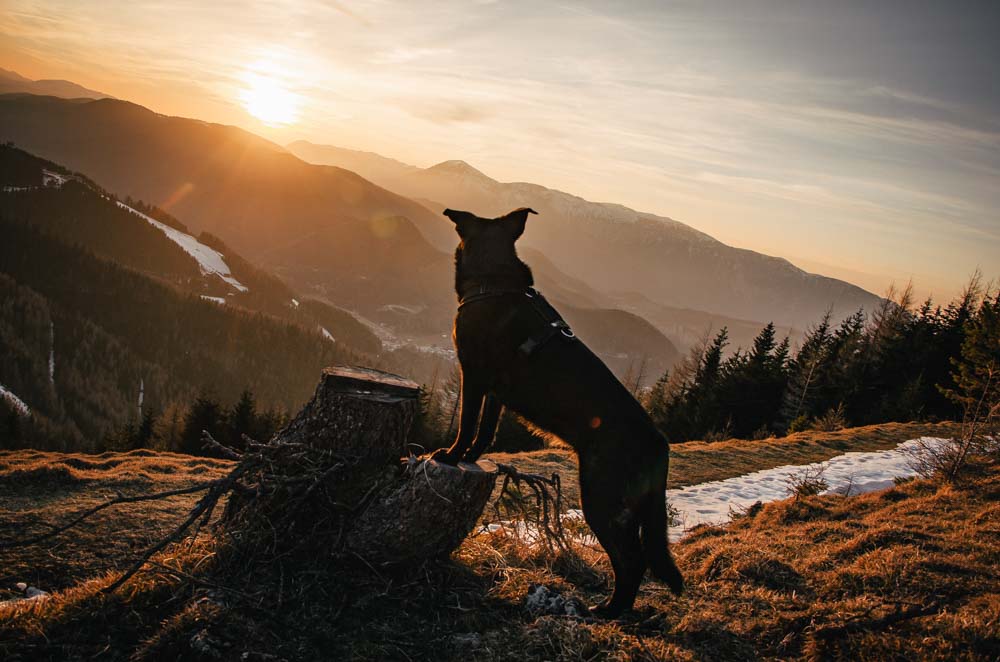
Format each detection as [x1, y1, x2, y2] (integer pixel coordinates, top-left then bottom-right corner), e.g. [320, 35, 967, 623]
[272, 366, 420, 466]
[347, 457, 498, 564]
[222, 366, 498, 566]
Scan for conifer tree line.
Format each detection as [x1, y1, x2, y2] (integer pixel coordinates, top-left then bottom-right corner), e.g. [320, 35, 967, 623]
[103, 390, 289, 456]
[643, 278, 999, 442]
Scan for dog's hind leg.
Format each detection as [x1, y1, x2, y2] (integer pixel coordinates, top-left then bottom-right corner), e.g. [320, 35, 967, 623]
[639, 484, 684, 596]
[464, 394, 502, 462]
[431, 374, 486, 465]
[580, 475, 646, 618]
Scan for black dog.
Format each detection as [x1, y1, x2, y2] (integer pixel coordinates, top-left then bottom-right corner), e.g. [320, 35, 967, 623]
[431, 207, 683, 617]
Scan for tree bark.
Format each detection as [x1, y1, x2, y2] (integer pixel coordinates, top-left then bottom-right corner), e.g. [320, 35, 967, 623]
[223, 366, 497, 566]
[348, 457, 497, 564]
[273, 366, 421, 467]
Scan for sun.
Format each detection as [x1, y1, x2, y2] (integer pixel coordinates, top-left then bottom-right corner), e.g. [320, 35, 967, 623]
[239, 70, 301, 126]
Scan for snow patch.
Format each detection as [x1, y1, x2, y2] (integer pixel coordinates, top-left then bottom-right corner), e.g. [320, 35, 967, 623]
[291, 298, 300, 308]
[41, 169, 68, 188]
[116, 201, 248, 292]
[663, 436, 950, 540]
[0, 384, 30, 416]
[320, 326, 335, 342]
[200, 295, 226, 305]
[379, 303, 424, 315]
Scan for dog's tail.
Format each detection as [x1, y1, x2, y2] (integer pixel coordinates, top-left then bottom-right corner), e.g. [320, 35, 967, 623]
[640, 487, 684, 595]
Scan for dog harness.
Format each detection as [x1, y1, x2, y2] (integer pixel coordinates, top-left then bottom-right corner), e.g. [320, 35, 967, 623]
[457, 286, 576, 356]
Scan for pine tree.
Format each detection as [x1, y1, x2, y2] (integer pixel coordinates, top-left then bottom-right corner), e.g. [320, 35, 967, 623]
[152, 401, 186, 451]
[940, 293, 1000, 417]
[227, 389, 258, 451]
[132, 406, 156, 449]
[180, 394, 224, 456]
[780, 313, 832, 430]
[644, 370, 671, 430]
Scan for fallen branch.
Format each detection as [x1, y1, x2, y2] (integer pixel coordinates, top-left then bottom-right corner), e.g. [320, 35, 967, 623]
[491, 462, 567, 551]
[103, 461, 248, 593]
[0, 480, 221, 550]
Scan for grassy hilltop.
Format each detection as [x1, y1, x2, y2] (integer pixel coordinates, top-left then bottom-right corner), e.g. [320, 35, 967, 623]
[1, 421, 996, 661]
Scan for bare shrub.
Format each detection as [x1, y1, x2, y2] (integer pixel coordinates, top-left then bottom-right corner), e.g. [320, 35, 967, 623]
[703, 419, 733, 442]
[785, 464, 829, 500]
[812, 403, 847, 432]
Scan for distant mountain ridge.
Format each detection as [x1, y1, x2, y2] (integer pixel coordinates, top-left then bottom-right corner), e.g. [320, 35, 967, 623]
[287, 141, 883, 329]
[0, 67, 109, 99]
[0, 102, 678, 382]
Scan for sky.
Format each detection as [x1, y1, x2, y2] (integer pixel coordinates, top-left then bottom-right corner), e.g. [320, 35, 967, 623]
[2, 0, 998, 301]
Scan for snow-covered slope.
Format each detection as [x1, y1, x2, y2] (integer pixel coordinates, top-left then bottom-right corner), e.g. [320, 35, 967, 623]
[0, 384, 31, 416]
[116, 201, 248, 292]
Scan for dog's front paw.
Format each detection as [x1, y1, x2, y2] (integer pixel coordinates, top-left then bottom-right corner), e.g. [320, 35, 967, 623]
[588, 600, 626, 620]
[429, 448, 460, 465]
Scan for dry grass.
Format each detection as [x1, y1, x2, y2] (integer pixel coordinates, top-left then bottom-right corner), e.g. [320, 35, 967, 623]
[0, 449, 232, 593]
[1, 420, 995, 661]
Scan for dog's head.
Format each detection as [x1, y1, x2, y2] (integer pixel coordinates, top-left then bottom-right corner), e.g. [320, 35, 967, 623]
[444, 207, 537, 294]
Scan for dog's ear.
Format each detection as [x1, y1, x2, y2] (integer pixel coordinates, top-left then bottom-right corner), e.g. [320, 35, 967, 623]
[501, 207, 537, 239]
[443, 208, 477, 237]
[443, 208, 476, 224]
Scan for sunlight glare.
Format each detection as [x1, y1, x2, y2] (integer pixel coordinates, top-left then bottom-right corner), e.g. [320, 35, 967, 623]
[239, 70, 301, 126]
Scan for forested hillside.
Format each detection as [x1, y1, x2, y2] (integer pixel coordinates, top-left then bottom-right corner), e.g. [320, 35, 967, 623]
[0, 145, 392, 450]
[0, 144, 381, 355]
[0, 220, 366, 450]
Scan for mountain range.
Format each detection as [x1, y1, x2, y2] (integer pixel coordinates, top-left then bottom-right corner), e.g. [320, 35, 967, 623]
[288, 140, 882, 330]
[0, 145, 384, 447]
[0, 81, 885, 385]
[0, 92, 680, 380]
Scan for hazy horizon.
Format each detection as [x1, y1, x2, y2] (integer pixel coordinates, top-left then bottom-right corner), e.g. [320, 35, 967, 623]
[3, 1, 998, 301]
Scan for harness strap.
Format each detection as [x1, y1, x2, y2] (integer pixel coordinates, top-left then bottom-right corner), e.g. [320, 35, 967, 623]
[456, 285, 576, 356]
[518, 289, 575, 356]
[457, 285, 526, 309]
